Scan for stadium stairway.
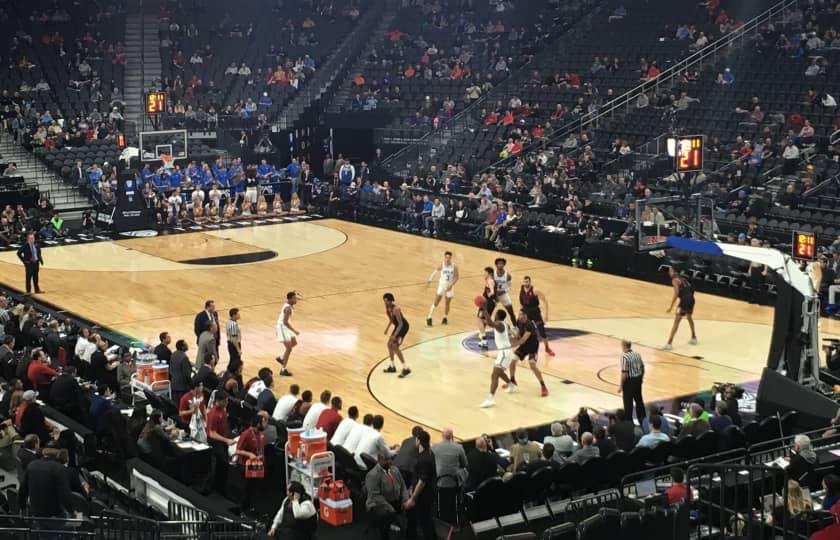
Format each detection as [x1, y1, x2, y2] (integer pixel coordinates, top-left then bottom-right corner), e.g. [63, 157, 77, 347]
[0, 138, 90, 215]
[275, 0, 389, 129]
[124, 13, 163, 139]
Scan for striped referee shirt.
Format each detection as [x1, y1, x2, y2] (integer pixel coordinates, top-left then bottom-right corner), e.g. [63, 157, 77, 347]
[621, 350, 645, 378]
[226, 319, 240, 344]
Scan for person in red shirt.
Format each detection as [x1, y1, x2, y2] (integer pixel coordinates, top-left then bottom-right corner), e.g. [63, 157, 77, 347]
[206, 391, 234, 493]
[27, 349, 57, 390]
[315, 396, 343, 439]
[235, 411, 267, 466]
[235, 411, 267, 515]
[665, 467, 692, 504]
[178, 381, 205, 423]
[812, 500, 840, 540]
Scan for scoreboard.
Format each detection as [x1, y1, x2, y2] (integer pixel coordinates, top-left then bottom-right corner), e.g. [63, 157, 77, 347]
[792, 230, 816, 260]
[145, 91, 167, 114]
[674, 135, 704, 173]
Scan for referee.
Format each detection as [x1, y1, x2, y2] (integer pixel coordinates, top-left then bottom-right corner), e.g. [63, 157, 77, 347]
[226, 308, 242, 372]
[618, 339, 646, 422]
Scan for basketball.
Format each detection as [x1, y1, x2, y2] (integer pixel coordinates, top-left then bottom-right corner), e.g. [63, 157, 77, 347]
[474, 295, 486, 307]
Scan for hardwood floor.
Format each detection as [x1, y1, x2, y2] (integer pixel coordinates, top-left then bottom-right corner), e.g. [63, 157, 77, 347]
[0, 220, 832, 442]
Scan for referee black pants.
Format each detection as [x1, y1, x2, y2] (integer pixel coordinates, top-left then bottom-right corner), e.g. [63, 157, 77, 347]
[622, 376, 646, 422]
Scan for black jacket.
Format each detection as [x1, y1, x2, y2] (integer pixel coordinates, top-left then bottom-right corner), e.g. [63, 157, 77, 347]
[19, 457, 75, 517]
[466, 449, 499, 491]
[16, 241, 44, 265]
[193, 310, 219, 341]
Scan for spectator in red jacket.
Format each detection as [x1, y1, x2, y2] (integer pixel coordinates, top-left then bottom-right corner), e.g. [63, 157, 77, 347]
[316, 396, 343, 439]
[27, 349, 56, 390]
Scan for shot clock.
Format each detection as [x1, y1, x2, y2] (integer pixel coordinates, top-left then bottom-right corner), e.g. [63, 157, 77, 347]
[674, 135, 704, 173]
[792, 230, 816, 260]
[145, 91, 167, 114]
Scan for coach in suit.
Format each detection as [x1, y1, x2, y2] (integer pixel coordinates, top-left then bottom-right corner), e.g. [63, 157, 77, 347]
[193, 299, 220, 345]
[17, 231, 43, 294]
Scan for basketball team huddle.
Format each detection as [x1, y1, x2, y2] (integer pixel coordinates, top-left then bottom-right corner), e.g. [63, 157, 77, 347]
[379, 252, 557, 409]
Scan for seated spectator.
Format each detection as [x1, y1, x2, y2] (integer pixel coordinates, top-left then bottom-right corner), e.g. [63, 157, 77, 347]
[247, 367, 277, 413]
[823, 474, 840, 510]
[510, 428, 541, 471]
[26, 348, 56, 390]
[137, 409, 178, 465]
[50, 365, 84, 420]
[680, 403, 711, 439]
[709, 402, 733, 433]
[88, 383, 113, 434]
[641, 405, 671, 435]
[636, 415, 670, 448]
[356, 414, 396, 467]
[272, 384, 300, 422]
[16, 390, 51, 445]
[766, 479, 810, 526]
[432, 428, 467, 487]
[315, 396, 343, 439]
[611, 409, 637, 451]
[366, 451, 410, 540]
[543, 422, 574, 457]
[568, 432, 600, 464]
[594, 425, 617, 458]
[90, 339, 119, 393]
[287, 389, 313, 425]
[268, 481, 317, 538]
[789, 434, 817, 484]
[466, 435, 500, 490]
[302, 389, 331, 431]
[331, 405, 358, 447]
[682, 399, 711, 424]
[666, 467, 692, 504]
[522, 443, 560, 474]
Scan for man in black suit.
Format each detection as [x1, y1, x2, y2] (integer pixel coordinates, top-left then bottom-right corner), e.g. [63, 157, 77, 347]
[193, 299, 219, 346]
[19, 451, 76, 518]
[17, 231, 43, 294]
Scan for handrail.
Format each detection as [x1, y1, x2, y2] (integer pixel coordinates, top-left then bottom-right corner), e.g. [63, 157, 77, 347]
[380, 0, 607, 170]
[480, 0, 797, 175]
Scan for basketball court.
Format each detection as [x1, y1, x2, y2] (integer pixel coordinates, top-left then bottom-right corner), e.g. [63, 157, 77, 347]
[0, 219, 833, 441]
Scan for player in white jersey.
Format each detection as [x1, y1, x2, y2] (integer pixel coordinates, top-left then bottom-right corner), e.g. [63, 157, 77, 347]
[493, 257, 516, 320]
[275, 291, 300, 377]
[477, 299, 521, 408]
[426, 251, 459, 326]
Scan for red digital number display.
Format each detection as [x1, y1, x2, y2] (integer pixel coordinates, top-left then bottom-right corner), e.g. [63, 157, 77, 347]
[675, 136, 704, 172]
[793, 231, 816, 260]
[146, 92, 167, 114]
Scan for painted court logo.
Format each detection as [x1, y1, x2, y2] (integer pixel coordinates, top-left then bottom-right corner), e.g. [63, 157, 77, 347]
[119, 230, 158, 238]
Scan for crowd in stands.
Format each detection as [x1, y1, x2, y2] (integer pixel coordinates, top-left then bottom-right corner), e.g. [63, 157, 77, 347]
[156, 0, 363, 129]
[338, 0, 592, 127]
[0, 2, 126, 160]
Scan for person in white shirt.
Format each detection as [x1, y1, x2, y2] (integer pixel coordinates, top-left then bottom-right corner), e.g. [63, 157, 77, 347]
[354, 415, 395, 468]
[331, 405, 358, 447]
[342, 413, 373, 454]
[75, 327, 97, 363]
[301, 389, 330, 431]
[268, 481, 317, 537]
[272, 384, 300, 422]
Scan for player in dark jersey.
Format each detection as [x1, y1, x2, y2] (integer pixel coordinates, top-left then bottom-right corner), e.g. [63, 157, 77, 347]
[507, 309, 549, 397]
[519, 276, 555, 356]
[383, 292, 411, 377]
[477, 266, 498, 350]
[664, 268, 698, 350]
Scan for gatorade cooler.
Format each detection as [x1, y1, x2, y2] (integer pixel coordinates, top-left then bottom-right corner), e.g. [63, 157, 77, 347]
[300, 431, 327, 462]
[136, 359, 155, 384]
[287, 427, 305, 457]
[319, 498, 353, 526]
[152, 363, 169, 383]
